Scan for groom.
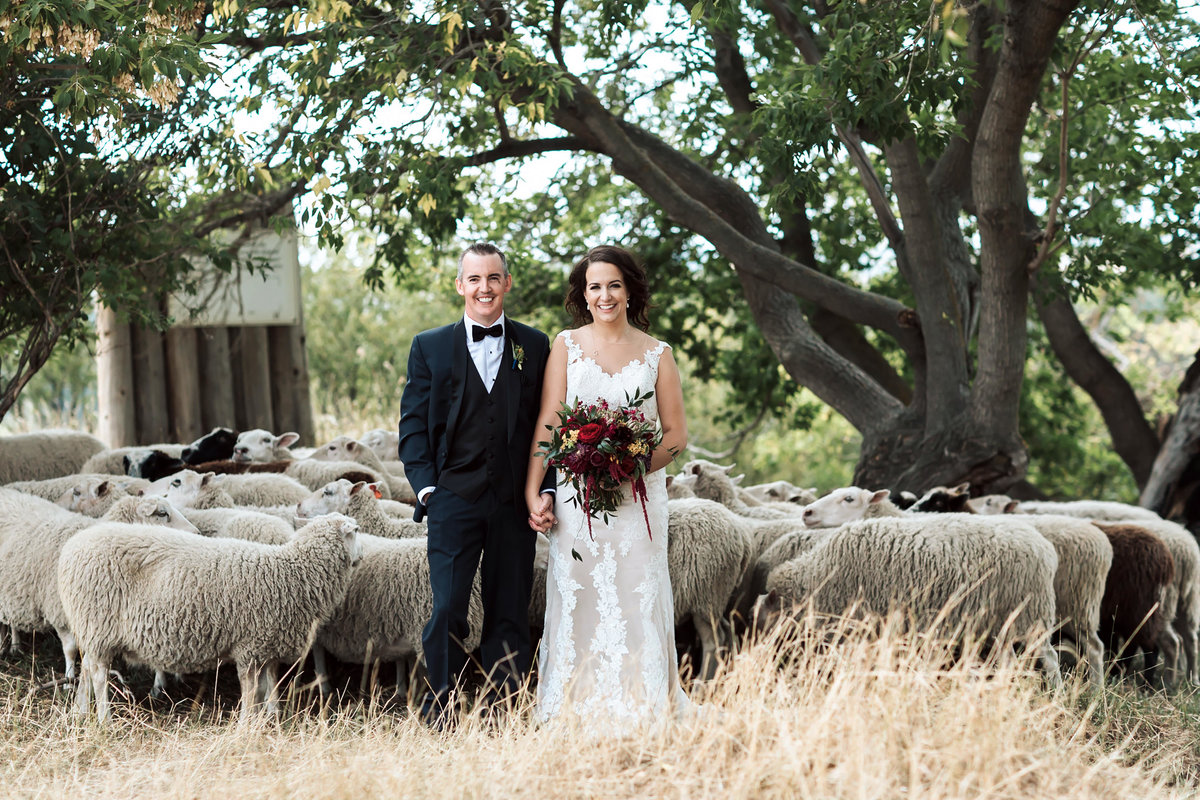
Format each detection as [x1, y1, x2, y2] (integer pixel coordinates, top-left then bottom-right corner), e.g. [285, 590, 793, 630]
[397, 242, 555, 725]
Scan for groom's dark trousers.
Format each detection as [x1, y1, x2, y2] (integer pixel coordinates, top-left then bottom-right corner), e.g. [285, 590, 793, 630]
[397, 318, 552, 720]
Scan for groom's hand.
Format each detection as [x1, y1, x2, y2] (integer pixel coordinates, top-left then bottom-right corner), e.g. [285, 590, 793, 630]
[528, 492, 556, 533]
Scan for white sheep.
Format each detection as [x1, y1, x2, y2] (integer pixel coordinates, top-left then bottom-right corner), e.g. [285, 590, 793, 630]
[665, 473, 696, 499]
[145, 469, 317, 508]
[359, 428, 400, 464]
[0, 490, 197, 677]
[802, 486, 1112, 686]
[743, 480, 819, 506]
[59, 513, 362, 724]
[310, 532, 481, 700]
[684, 460, 805, 520]
[231, 429, 300, 462]
[967, 494, 1018, 514]
[665, 498, 753, 679]
[296, 480, 425, 539]
[180, 507, 296, 546]
[308, 436, 415, 503]
[1017, 499, 1162, 522]
[0, 430, 107, 484]
[764, 515, 1062, 686]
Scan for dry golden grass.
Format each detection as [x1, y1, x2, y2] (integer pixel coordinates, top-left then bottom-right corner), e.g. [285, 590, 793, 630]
[2, 615, 1199, 799]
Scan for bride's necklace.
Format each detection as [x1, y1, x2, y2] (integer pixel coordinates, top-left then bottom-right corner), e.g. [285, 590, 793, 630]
[589, 326, 633, 358]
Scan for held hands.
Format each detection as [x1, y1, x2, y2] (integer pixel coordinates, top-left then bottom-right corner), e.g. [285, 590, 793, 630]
[527, 491, 556, 533]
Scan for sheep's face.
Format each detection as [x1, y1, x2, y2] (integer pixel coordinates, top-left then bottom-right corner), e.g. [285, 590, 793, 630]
[665, 473, 696, 499]
[233, 429, 300, 462]
[683, 459, 738, 503]
[360, 429, 400, 462]
[801, 487, 890, 527]
[133, 497, 200, 534]
[309, 436, 364, 463]
[909, 484, 972, 514]
[57, 478, 121, 516]
[143, 470, 213, 509]
[183, 427, 237, 464]
[296, 479, 355, 520]
[967, 494, 1017, 514]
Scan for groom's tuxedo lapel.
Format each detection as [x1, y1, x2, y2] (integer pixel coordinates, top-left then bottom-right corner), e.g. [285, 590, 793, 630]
[444, 319, 468, 449]
[505, 325, 521, 441]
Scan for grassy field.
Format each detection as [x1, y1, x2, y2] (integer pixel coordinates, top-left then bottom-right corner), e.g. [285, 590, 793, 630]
[2, 616, 1199, 799]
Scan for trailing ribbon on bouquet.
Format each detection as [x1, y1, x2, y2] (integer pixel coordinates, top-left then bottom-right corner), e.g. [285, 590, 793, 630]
[536, 388, 662, 549]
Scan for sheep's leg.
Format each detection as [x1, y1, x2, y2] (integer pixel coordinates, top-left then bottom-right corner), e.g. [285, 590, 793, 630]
[694, 614, 721, 681]
[1175, 622, 1197, 684]
[75, 653, 95, 716]
[57, 629, 79, 682]
[311, 644, 331, 700]
[236, 660, 263, 725]
[151, 670, 168, 700]
[395, 659, 409, 700]
[82, 653, 111, 723]
[1085, 631, 1105, 689]
[258, 660, 281, 717]
[1037, 643, 1063, 691]
[1154, 629, 1181, 689]
[0, 622, 9, 657]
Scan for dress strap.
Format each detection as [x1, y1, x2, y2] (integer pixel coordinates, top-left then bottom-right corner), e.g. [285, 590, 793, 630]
[559, 330, 584, 364]
[644, 340, 670, 371]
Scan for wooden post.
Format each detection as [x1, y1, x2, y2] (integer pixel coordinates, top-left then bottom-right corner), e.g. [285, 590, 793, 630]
[129, 323, 171, 444]
[196, 326, 237, 431]
[165, 326, 203, 443]
[268, 324, 315, 443]
[96, 305, 135, 447]
[238, 325, 274, 432]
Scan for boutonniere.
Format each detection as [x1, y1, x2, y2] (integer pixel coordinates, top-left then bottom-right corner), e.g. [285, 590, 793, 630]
[511, 342, 525, 371]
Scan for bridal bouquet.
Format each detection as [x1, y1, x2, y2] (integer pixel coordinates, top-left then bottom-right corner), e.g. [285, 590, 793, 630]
[538, 388, 662, 540]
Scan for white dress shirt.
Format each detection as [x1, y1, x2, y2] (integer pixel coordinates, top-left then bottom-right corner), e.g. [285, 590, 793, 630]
[465, 312, 506, 393]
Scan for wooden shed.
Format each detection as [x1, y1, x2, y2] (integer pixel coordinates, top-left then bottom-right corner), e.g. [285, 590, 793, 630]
[95, 228, 315, 448]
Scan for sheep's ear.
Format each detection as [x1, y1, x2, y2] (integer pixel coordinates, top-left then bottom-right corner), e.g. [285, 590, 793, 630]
[276, 432, 301, 449]
[136, 498, 158, 517]
[134, 488, 144, 496]
[201, 473, 213, 487]
[950, 482, 971, 495]
[869, 489, 891, 504]
[691, 463, 702, 476]
[346, 440, 358, 453]
[349, 481, 367, 495]
[731, 473, 745, 485]
[721, 463, 735, 474]
[97, 480, 111, 497]
[1003, 501, 1019, 514]
[665, 475, 674, 487]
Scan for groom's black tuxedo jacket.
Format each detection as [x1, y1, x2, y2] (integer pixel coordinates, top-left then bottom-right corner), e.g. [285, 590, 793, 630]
[397, 317, 554, 522]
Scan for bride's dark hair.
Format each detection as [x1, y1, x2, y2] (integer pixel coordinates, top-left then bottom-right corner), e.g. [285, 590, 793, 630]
[565, 245, 652, 331]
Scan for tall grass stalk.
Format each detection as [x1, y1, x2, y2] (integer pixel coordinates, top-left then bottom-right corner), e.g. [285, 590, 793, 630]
[2, 614, 1196, 798]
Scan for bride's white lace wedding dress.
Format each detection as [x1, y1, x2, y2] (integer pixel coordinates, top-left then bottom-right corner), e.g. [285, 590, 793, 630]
[536, 330, 692, 731]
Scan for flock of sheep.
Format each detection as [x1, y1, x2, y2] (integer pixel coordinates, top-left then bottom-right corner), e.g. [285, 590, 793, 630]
[0, 426, 1196, 725]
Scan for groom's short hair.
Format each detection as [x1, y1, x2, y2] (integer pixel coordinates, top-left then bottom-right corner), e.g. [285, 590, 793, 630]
[458, 242, 508, 279]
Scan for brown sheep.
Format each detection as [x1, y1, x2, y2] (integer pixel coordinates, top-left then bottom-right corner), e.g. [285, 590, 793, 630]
[1093, 522, 1177, 679]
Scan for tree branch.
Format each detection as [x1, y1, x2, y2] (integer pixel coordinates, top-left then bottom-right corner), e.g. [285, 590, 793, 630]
[463, 136, 590, 166]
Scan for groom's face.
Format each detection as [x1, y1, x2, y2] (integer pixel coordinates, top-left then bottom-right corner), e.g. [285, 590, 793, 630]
[456, 252, 512, 326]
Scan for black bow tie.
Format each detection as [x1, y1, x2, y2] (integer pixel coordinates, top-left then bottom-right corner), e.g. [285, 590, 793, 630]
[472, 324, 503, 341]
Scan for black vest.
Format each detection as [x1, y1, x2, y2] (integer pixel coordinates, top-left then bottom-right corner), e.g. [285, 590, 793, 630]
[438, 346, 514, 504]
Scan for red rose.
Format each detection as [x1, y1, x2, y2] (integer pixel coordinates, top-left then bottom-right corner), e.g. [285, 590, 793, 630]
[588, 450, 607, 467]
[578, 423, 604, 444]
[619, 457, 636, 475]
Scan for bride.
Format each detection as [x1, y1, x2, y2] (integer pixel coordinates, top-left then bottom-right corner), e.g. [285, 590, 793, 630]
[524, 244, 692, 731]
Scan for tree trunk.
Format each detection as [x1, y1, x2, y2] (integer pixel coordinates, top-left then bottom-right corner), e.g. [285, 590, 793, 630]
[1141, 350, 1200, 521]
[96, 305, 135, 448]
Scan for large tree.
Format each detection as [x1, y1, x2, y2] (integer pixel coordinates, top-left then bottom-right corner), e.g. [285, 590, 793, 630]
[5, 0, 1199, 508]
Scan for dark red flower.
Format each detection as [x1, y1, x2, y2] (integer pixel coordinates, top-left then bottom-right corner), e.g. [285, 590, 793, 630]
[578, 423, 604, 444]
[588, 449, 607, 467]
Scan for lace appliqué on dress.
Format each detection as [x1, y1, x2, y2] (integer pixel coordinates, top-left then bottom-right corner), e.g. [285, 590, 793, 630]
[536, 329, 687, 733]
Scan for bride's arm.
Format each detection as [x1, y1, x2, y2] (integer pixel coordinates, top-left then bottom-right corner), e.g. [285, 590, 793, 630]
[650, 347, 687, 473]
[526, 335, 569, 530]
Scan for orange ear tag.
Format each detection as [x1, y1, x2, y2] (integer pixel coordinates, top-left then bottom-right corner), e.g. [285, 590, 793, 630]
[372, 485, 383, 499]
